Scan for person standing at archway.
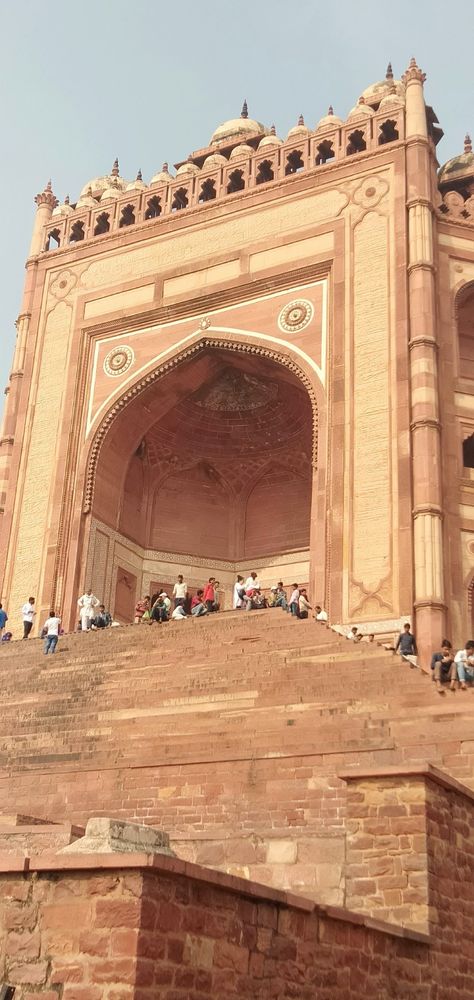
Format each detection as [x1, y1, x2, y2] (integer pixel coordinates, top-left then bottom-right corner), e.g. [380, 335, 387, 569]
[173, 575, 187, 610]
[203, 578, 217, 613]
[78, 589, 99, 632]
[233, 575, 246, 609]
[21, 597, 36, 639]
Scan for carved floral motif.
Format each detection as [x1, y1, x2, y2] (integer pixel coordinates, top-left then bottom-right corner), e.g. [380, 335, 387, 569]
[103, 345, 134, 378]
[50, 269, 77, 300]
[278, 299, 314, 334]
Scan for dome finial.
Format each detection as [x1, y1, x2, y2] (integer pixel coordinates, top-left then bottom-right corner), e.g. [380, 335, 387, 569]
[298, 113, 304, 126]
[386, 61, 393, 79]
[270, 124, 276, 135]
[162, 162, 169, 172]
[464, 134, 472, 154]
[111, 157, 119, 177]
[65, 194, 70, 205]
[328, 105, 334, 115]
[241, 99, 248, 119]
[137, 168, 143, 181]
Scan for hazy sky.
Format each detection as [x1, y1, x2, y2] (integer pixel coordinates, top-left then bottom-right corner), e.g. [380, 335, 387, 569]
[0, 0, 472, 390]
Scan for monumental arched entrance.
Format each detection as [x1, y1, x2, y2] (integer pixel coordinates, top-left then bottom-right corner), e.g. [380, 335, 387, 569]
[82, 340, 324, 621]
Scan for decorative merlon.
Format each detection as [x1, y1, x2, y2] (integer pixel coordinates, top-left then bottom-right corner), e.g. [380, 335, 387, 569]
[58, 817, 176, 856]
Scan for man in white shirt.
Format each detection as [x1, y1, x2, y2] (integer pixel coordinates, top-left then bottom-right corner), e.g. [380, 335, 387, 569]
[78, 590, 100, 631]
[172, 575, 187, 609]
[171, 605, 187, 621]
[315, 605, 328, 622]
[347, 626, 359, 640]
[244, 572, 260, 594]
[160, 592, 172, 616]
[21, 597, 36, 639]
[289, 585, 300, 617]
[43, 611, 61, 655]
[454, 641, 474, 690]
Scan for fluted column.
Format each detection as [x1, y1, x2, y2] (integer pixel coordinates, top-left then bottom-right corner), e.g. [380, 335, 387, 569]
[404, 58, 446, 650]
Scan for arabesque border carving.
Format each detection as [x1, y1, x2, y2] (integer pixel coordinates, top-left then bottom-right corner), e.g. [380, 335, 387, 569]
[84, 338, 319, 513]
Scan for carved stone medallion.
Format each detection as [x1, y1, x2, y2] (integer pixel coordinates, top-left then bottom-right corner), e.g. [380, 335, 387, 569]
[278, 299, 314, 334]
[103, 345, 134, 378]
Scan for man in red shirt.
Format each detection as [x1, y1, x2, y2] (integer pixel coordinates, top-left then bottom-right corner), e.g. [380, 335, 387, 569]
[203, 578, 217, 613]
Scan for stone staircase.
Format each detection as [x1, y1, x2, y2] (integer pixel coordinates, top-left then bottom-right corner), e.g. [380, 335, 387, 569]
[0, 610, 473, 902]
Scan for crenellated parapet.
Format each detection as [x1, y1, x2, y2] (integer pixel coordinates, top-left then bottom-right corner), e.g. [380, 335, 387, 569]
[37, 79, 409, 255]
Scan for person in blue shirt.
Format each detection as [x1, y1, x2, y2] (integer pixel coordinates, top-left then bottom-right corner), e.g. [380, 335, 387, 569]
[0, 603, 8, 637]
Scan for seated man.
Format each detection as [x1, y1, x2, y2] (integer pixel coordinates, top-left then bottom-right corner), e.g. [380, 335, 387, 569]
[191, 590, 207, 617]
[314, 605, 328, 622]
[151, 596, 168, 623]
[454, 640, 474, 690]
[171, 605, 187, 621]
[274, 582, 288, 611]
[431, 640, 456, 692]
[91, 605, 112, 629]
[346, 626, 359, 640]
[135, 595, 150, 624]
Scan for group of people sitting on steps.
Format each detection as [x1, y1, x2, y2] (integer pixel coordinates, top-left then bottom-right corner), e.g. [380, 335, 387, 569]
[134, 574, 329, 624]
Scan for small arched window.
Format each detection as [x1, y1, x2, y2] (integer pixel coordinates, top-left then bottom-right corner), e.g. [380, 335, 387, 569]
[145, 196, 161, 219]
[463, 434, 474, 469]
[199, 179, 216, 203]
[94, 212, 110, 236]
[69, 221, 85, 243]
[171, 187, 188, 211]
[119, 204, 135, 228]
[379, 120, 399, 145]
[256, 160, 274, 185]
[285, 150, 304, 175]
[227, 170, 245, 194]
[46, 229, 61, 250]
[315, 140, 335, 166]
[346, 130, 366, 155]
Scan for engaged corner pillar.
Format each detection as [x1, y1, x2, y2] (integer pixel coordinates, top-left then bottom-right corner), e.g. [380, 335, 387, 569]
[403, 58, 446, 652]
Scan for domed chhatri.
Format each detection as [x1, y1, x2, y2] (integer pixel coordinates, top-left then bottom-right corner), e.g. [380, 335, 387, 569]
[287, 114, 311, 141]
[229, 143, 255, 159]
[52, 194, 73, 217]
[101, 178, 122, 201]
[347, 97, 375, 121]
[76, 187, 98, 209]
[126, 170, 147, 192]
[150, 162, 174, 186]
[210, 100, 268, 147]
[80, 158, 129, 199]
[176, 158, 201, 178]
[259, 125, 283, 149]
[439, 134, 474, 186]
[316, 106, 343, 131]
[202, 152, 228, 171]
[361, 62, 405, 106]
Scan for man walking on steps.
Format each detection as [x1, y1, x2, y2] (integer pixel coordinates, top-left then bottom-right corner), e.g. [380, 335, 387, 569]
[43, 610, 61, 655]
[395, 622, 418, 657]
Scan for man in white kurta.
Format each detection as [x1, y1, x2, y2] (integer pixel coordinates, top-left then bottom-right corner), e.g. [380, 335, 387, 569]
[78, 590, 100, 631]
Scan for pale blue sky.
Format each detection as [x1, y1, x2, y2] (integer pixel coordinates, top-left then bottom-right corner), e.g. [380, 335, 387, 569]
[0, 0, 472, 389]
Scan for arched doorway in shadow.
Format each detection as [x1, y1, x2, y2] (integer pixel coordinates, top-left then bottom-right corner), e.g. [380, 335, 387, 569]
[83, 342, 320, 619]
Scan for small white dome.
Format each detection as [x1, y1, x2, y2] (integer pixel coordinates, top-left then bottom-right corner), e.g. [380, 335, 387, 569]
[378, 89, 404, 111]
[76, 188, 97, 209]
[150, 163, 173, 185]
[52, 196, 74, 217]
[229, 143, 254, 159]
[287, 115, 311, 140]
[258, 131, 283, 149]
[316, 107, 343, 131]
[176, 160, 201, 178]
[347, 97, 374, 121]
[126, 170, 147, 191]
[202, 152, 228, 171]
[100, 180, 122, 201]
[80, 159, 127, 199]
